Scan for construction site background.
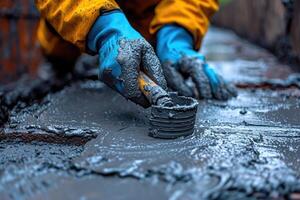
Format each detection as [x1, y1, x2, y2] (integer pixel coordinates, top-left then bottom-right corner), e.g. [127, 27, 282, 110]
[0, 0, 299, 84]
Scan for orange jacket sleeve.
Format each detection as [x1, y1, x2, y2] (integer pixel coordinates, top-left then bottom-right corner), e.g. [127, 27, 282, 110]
[34, 0, 119, 51]
[150, 0, 219, 50]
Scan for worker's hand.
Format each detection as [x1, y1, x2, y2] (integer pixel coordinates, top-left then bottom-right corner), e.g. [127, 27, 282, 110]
[156, 25, 237, 100]
[87, 10, 167, 107]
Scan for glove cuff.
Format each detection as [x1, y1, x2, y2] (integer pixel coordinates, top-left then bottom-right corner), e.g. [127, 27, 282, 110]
[87, 10, 134, 53]
[156, 25, 196, 63]
[156, 25, 205, 63]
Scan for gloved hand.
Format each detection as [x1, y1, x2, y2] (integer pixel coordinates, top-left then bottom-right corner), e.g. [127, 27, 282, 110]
[156, 25, 237, 100]
[87, 10, 167, 107]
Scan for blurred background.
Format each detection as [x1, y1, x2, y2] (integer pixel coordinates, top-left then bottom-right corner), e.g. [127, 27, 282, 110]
[0, 0, 41, 84]
[0, 0, 299, 84]
[215, 0, 300, 67]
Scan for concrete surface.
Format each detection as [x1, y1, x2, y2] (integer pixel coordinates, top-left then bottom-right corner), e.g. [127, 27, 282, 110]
[1, 27, 300, 200]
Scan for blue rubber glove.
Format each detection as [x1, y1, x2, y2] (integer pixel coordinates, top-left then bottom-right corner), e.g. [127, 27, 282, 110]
[87, 10, 167, 107]
[156, 25, 237, 100]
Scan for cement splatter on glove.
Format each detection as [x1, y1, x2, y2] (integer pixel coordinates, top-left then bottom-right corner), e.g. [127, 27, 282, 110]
[156, 25, 237, 100]
[87, 10, 167, 107]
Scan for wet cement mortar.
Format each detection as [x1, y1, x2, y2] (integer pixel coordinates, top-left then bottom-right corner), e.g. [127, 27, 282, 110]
[1, 27, 300, 199]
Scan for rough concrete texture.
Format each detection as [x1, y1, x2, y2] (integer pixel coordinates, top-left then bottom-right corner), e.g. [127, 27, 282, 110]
[0, 55, 99, 126]
[213, 0, 300, 67]
[1, 27, 300, 199]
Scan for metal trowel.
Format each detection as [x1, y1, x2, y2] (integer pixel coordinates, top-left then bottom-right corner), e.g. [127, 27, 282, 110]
[138, 72, 198, 139]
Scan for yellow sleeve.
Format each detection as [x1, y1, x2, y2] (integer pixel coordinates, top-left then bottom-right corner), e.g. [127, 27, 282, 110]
[150, 0, 219, 50]
[35, 0, 120, 52]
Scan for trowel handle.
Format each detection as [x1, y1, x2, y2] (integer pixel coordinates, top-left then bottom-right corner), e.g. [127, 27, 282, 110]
[138, 72, 159, 104]
[138, 72, 173, 106]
